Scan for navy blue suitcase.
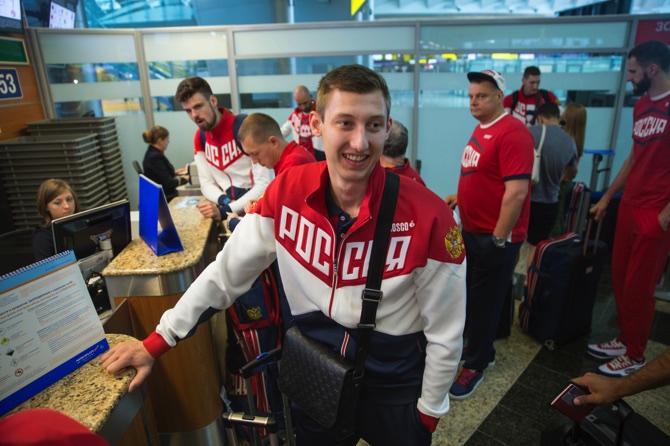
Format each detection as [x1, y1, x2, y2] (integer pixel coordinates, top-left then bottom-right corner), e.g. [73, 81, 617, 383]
[519, 219, 607, 350]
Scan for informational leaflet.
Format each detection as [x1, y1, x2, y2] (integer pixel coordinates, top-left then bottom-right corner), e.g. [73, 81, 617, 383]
[0, 250, 109, 415]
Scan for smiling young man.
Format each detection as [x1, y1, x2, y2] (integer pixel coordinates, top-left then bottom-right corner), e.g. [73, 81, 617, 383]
[174, 77, 271, 222]
[101, 64, 466, 445]
[445, 70, 533, 399]
[587, 40, 670, 377]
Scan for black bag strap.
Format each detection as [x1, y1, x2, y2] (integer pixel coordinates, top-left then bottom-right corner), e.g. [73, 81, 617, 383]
[353, 170, 400, 381]
[511, 90, 519, 113]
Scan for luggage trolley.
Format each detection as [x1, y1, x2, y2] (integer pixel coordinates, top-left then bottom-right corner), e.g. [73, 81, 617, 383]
[222, 348, 295, 446]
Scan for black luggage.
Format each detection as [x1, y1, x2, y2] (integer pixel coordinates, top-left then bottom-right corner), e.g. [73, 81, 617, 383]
[222, 348, 295, 446]
[519, 219, 607, 350]
[541, 399, 670, 446]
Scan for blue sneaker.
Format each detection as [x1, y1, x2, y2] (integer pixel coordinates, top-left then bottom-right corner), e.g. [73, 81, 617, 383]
[449, 368, 484, 400]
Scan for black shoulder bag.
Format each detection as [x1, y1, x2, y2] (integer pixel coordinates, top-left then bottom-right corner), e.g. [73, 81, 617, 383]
[278, 171, 400, 439]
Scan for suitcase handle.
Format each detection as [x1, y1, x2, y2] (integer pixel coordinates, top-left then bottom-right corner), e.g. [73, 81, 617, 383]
[612, 399, 635, 446]
[240, 347, 282, 379]
[582, 215, 603, 257]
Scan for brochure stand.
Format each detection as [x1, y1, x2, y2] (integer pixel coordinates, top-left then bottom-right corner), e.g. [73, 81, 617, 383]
[0, 250, 108, 415]
[139, 174, 183, 256]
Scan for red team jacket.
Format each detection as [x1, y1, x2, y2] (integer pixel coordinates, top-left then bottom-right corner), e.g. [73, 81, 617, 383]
[143, 163, 466, 419]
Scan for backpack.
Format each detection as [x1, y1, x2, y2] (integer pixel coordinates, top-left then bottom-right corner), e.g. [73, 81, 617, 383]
[511, 89, 552, 125]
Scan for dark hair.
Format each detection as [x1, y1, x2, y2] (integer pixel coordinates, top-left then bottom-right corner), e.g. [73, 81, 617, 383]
[523, 66, 541, 78]
[36, 179, 81, 227]
[383, 121, 409, 158]
[142, 125, 169, 145]
[175, 76, 214, 103]
[237, 112, 282, 144]
[536, 102, 560, 120]
[628, 40, 670, 73]
[316, 64, 391, 119]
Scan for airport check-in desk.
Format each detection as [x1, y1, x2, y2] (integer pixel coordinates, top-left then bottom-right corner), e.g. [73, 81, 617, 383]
[102, 196, 224, 445]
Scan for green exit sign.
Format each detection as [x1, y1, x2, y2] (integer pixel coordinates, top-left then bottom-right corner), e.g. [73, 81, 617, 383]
[0, 37, 28, 65]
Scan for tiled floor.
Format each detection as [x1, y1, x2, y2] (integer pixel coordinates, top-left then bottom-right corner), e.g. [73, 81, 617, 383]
[433, 247, 670, 446]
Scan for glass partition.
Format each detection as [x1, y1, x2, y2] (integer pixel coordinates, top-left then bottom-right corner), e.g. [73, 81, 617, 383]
[29, 15, 652, 208]
[421, 22, 630, 51]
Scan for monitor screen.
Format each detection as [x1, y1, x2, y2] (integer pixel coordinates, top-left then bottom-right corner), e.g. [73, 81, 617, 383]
[52, 200, 131, 261]
[49, 0, 74, 28]
[0, 0, 23, 33]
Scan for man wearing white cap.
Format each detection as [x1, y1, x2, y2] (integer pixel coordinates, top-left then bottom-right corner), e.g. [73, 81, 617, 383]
[445, 70, 534, 399]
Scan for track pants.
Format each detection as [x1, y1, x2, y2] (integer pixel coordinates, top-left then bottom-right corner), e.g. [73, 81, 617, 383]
[612, 201, 670, 359]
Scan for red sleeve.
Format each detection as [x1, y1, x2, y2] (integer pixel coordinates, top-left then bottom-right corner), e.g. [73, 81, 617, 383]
[498, 125, 534, 180]
[549, 90, 561, 105]
[143, 331, 172, 359]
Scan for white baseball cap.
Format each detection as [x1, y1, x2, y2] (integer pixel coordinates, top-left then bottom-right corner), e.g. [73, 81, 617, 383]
[467, 70, 506, 92]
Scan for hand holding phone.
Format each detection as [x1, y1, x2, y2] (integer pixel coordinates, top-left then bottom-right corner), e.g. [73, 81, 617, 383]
[550, 382, 597, 422]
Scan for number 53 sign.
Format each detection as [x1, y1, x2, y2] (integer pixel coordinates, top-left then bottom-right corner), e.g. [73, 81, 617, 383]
[0, 68, 23, 100]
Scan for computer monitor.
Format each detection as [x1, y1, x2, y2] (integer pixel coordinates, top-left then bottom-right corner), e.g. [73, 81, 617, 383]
[0, 0, 23, 33]
[52, 199, 131, 262]
[49, 0, 75, 28]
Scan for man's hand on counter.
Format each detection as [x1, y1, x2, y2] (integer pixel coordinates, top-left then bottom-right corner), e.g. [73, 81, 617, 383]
[196, 201, 222, 221]
[101, 341, 155, 393]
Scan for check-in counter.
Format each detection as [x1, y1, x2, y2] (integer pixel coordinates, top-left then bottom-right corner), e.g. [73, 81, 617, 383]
[4, 334, 156, 446]
[102, 196, 223, 445]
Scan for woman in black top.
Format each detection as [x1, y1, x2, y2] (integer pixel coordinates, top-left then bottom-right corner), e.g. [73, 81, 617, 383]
[142, 126, 187, 201]
[32, 179, 81, 261]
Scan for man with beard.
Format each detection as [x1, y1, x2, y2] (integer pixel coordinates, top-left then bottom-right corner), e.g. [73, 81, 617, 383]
[587, 40, 670, 377]
[175, 77, 271, 221]
[281, 85, 325, 161]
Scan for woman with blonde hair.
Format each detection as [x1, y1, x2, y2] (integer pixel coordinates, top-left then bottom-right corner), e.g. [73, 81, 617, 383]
[561, 103, 587, 160]
[32, 178, 81, 261]
[551, 102, 588, 236]
[142, 125, 187, 201]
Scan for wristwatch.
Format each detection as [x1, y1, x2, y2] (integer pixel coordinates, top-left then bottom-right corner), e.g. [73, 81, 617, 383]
[492, 235, 506, 249]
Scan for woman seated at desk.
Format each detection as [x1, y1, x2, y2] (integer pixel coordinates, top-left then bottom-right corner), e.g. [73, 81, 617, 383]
[142, 126, 188, 201]
[32, 178, 81, 261]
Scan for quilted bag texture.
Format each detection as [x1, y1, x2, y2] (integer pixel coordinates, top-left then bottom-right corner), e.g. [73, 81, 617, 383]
[279, 326, 358, 436]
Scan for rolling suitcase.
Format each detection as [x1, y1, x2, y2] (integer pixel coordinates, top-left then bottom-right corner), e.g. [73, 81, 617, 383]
[541, 399, 670, 446]
[519, 218, 607, 350]
[222, 348, 295, 446]
[565, 181, 591, 236]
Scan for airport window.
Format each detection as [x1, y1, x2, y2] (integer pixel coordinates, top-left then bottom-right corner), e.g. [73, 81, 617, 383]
[46, 63, 140, 84]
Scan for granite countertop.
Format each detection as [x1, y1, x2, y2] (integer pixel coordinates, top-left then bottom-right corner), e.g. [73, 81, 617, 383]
[102, 196, 212, 276]
[6, 334, 137, 433]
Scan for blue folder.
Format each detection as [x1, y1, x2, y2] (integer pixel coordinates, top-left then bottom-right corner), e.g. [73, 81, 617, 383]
[139, 174, 184, 256]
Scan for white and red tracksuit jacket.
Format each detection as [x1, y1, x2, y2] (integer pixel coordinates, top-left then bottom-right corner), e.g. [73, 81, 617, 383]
[193, 107, 272, 214]
[143, 163, 466, 419]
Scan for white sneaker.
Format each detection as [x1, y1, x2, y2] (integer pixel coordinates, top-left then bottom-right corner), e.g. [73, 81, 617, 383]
[598, 355, 646, 377]
[587, 338, 627, 359]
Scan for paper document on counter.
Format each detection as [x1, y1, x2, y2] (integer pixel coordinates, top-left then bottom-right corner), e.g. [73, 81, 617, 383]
[0, 250, 109, 415]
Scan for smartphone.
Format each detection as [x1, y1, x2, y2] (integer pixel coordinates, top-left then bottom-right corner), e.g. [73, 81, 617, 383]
[550, 382, 596, 422]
